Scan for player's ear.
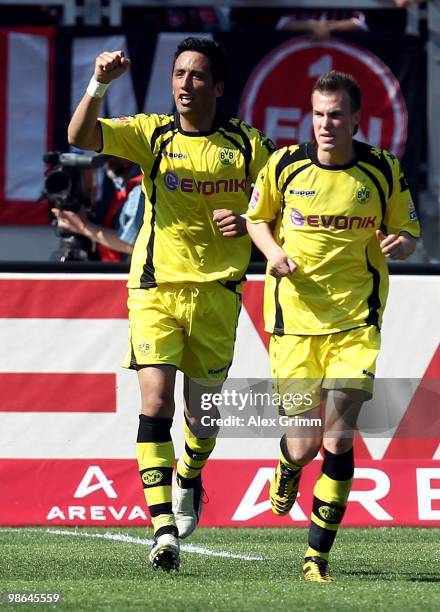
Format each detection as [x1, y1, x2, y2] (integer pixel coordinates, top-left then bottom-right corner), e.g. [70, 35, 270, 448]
[215, 81, 224, 99]
[352, 110, 360, 135]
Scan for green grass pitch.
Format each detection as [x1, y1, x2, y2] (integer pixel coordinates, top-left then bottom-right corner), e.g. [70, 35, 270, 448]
[0, 527, 439, 611]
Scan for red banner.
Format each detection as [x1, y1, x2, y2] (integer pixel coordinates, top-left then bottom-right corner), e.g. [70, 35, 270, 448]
[0, 274, 438, 526]
[0, 27, 55, 224]
[0, 373, 116, 413]
[1, 459, 439, 527]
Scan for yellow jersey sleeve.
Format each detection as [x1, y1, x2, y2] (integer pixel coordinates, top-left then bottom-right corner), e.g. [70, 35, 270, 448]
[98, 114, 155, 166]
[248, 129, 276, 185]
[384, 154, 421, 238]
[247, 149, 284, 223]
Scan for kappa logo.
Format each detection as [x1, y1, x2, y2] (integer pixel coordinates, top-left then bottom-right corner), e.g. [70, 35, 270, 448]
[318, 505, 343, 522]
[219, 147, 238, 166]
[289, 189, 316, 197]
[357, 187, 371, 203]
[142, 470, 163, 486]
[165, 151, 188, 160]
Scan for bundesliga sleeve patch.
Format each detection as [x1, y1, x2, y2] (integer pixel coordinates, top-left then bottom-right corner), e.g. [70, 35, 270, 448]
[249, 187, 260, 210]
[408, 200, 418, 221]
[111, 115, 135, 122]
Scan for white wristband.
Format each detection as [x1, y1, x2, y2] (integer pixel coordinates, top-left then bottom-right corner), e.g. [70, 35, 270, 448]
[86, 76, 109, 99]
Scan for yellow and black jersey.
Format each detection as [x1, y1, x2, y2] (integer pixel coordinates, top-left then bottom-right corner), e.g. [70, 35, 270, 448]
[247, 140, 421, 334]
[98, 112, 275, 289]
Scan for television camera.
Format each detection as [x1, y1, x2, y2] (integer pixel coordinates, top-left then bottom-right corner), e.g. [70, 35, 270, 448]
[43, 151, 106, 261]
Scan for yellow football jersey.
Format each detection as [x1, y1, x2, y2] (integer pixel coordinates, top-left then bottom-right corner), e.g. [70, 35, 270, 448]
[247, 140, 420, 334]
[99, 113, 275, 288]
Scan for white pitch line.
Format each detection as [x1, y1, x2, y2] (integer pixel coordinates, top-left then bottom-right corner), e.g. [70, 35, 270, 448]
[0, 528, 265, 561]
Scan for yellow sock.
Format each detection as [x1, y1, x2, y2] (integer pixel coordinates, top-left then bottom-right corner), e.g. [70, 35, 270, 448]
[136, 415, 176, 537]
[306, 448, 353, 560]
[279, 434, 302, 474]
[176, 417, 216, 480]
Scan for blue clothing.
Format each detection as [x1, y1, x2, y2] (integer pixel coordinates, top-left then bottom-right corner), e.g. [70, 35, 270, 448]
[117, 184, 144, 246]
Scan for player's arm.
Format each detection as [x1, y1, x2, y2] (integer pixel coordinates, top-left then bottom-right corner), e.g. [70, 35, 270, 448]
[68, 51, 131, 151]
[247, 220, 297, 277]
[381, 154, 420, 260]
[277, 17, 361, 39]
[324, 17, 366, 34]
[82, 223, 134, 254]
[376, 229, 416, 260]
[246, 151, 297, 277]
[278, 17, 326, 34]
[213, 209, 247, 237]
[52, 207, 133, 254]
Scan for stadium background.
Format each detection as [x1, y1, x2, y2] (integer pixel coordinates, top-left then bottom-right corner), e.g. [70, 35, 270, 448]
[0, 0, 439, 530]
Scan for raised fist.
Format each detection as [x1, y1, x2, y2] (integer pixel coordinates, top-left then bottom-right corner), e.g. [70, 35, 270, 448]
[94, 50, 131, 84]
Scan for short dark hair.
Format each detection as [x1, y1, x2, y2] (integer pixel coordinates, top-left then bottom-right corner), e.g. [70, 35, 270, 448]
[173, 37, 227, 84]
[312, 70, 361, 112]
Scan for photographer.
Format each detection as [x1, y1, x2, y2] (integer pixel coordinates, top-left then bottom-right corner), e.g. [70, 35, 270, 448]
[52, 156, 144, 259]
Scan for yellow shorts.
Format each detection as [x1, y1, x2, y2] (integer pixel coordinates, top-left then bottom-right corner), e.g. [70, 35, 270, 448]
[270, 326, 381, 415]
[123, 283, 242, 382]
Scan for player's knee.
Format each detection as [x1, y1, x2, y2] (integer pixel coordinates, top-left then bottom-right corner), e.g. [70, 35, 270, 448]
[287, 441, 321, 466]
[141, 394, 175, 418]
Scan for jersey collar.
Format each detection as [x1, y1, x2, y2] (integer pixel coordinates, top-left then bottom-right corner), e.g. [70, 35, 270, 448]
[307, 140, 359, 170]
[174, 111, 226, 137]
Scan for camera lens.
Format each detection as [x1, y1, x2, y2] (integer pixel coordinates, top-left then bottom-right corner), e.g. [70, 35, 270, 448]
[45, 169, 71, 198]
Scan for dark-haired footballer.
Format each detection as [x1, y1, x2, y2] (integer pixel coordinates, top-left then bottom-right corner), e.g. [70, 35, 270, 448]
[67, 36, 275, 571]
[247, 70, 420, 583]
